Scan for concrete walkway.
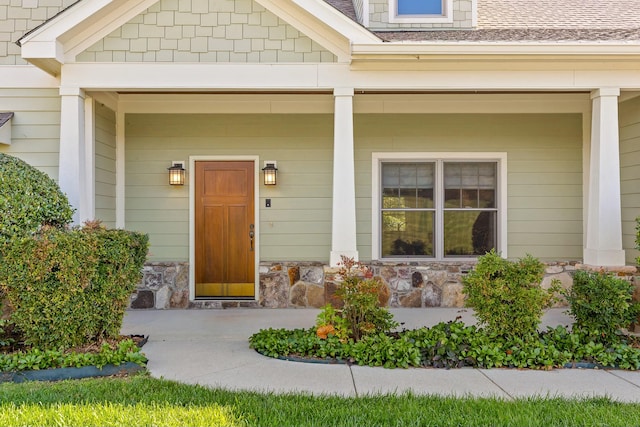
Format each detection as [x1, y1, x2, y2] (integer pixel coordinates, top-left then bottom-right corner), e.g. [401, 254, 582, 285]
[121, 308, 640, 403]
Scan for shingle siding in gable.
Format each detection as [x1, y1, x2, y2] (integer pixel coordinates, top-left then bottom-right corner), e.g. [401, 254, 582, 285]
[0, 0, 77, 64]
[76, 0, 337, 63]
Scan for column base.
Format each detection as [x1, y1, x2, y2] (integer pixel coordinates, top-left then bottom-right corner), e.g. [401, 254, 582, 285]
[330, 250, 359, 267]
[583, 248, 626, 267]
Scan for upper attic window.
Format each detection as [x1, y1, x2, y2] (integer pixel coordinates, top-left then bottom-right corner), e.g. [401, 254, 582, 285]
[390, 0, 453, 24]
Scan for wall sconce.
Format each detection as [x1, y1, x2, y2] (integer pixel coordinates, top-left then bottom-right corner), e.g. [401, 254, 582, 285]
[262, 161, 278, 186]
[168, 161, 185, 185]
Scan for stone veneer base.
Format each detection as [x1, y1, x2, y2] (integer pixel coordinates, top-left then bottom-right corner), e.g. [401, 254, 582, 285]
[129, 261, 639, 310]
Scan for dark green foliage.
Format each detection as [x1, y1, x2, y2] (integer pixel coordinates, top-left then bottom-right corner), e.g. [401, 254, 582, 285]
[0, 339, 147, 372]
[563, 270, 640, 344]
[636, 216, 639, 265]
[462, 250, 556, 339]
[0, 224, 148, 349]
[249, 322, 640, 370]
[0, 154, 73, 251]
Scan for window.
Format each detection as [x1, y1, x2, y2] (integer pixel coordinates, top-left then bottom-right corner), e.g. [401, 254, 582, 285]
[389, 0, 453, 23]
[373, 153, 506, 260]
[397, 0, 442, 15]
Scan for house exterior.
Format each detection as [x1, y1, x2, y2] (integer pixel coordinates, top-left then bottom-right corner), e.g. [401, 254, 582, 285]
[1, 0, 639, 309]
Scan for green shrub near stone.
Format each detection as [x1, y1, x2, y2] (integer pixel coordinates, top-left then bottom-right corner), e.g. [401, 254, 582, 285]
[0, 223, 149, 350]
[563, 270, 640, 344]
[462, 250, 557, 340]
[0, 153, 73, 253]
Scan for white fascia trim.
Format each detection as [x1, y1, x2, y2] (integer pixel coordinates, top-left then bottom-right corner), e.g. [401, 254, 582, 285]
[0, 66, 60, 88]
[188, 155, 261, 302]
[371, 152, 507, 261]
[19, 0, 159, 68]
[352, 42, 640, 57]
[254, 0, 378, 62]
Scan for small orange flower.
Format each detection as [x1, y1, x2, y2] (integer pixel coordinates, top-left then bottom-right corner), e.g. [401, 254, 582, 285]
[316, 324, 335, 339]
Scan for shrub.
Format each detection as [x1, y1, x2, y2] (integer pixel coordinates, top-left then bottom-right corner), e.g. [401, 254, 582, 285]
[0, 154, 73, 252]
[563, 270, 640, 343]
[316, 256, 397, 342]
[636, 216, 639, 266]
[462, 250, 556, 339]
[0, 223, 148, 349]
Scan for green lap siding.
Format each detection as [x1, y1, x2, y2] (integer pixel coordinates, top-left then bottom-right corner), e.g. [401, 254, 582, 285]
[0, 89, 60, 180]
[126, 112, 583, 263]
[124, 114, 334, 262]
[94, 103, 117, 228]
[620, 97, 640, 265]
[354, 114, 583, 262]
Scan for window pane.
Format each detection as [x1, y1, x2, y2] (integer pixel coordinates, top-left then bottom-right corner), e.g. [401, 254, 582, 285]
[382, 211, 434, 257]
[398, 0, 442, 15]
[382, 162, 434, 209]
[444, 211, 496, 257]
[444, 162, 496, 209]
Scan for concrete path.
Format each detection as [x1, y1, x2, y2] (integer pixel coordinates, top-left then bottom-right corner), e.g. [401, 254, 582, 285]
[121, 308, 640, 403]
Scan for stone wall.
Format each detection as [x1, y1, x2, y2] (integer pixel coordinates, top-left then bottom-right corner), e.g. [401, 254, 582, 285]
[129, 260, 640, 310]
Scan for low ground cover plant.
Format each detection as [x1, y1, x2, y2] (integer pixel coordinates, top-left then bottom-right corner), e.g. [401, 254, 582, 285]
[250, 253, 640, 370]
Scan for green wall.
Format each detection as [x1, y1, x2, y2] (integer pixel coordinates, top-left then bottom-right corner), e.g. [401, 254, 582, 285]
[0, 88, 61, 180]
[94, 102, 117, 228]
[125, 113, 334, 261]
[125, 112, 583, 263]
[354, 114, 584, 261]
[619, 97, 640, 264]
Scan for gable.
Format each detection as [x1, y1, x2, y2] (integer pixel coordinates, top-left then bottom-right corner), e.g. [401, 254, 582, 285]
[75, 0, 337, 63]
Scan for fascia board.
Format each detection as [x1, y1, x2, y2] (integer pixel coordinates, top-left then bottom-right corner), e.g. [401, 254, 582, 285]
[352, 42, 640, 58]
[289, 0, 380, 43]
[255, 0, 379, 62]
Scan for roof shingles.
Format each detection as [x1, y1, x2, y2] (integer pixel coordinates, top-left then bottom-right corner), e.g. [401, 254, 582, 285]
[325, 0, 640, 42]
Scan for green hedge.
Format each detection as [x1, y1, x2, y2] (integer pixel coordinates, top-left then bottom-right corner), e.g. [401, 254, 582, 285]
[0, 154, 73, 251]
[0, 224, 148, 350]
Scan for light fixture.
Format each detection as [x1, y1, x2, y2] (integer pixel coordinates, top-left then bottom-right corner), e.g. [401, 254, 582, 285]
[262, 161, 278, 186]
[168, 161, 185, 185]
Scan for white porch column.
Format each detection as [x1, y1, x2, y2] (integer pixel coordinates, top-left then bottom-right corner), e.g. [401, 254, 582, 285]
[330, 88, 358, 266]
[59, 87, 92, 225]
[583, 88, 626, 266]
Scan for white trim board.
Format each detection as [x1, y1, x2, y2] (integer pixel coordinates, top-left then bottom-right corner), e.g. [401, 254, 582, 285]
[371, 152, 508, 261]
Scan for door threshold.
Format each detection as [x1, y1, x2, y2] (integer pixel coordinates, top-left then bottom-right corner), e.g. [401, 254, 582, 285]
[194, 297, 255, 301]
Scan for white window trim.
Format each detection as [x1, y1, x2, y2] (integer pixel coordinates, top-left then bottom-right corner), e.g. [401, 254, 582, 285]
[389, 0, 454, 24]
[372, 152, 508, 261]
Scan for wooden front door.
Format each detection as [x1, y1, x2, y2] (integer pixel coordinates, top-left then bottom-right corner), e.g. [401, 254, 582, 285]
[195, 161, 255, 298]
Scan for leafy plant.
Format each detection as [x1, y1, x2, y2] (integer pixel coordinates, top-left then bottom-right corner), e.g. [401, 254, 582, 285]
[462, 250, 557, 340]
[0, 223, 148, 349]
[0, 153, 73, 253]
[562, 270, 640, 344]
[328, 256, 398, 342]
[0, 339, 147, 372]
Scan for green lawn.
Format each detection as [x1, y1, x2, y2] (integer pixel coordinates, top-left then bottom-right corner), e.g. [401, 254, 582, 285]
[0, 375, 639, 427]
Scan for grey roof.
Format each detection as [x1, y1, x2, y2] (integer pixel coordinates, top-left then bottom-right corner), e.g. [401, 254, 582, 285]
[323, 0, 358, 22]
[324, 0, 640, 42]
[0, 113, 13, 128]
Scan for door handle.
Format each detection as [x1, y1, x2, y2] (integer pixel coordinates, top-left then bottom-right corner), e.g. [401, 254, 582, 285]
[249, 230, 254, 251]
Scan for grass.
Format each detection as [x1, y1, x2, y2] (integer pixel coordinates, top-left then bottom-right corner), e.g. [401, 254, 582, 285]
[0, 375, 639, 427]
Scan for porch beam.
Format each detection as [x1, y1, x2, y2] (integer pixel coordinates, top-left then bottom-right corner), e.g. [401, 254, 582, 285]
[330, 87, 358, 266]
[583, 88, 626, 266]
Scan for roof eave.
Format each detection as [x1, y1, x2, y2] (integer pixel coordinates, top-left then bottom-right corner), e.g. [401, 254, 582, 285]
[352, 42, 640, 58]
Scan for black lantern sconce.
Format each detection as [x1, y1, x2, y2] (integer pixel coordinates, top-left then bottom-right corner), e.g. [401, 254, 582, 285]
[168, 161, 185, 185]
[262, 161, 278, 186]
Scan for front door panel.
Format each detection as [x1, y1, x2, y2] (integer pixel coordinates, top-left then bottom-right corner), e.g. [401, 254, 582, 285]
[195, 161, 255, 298]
